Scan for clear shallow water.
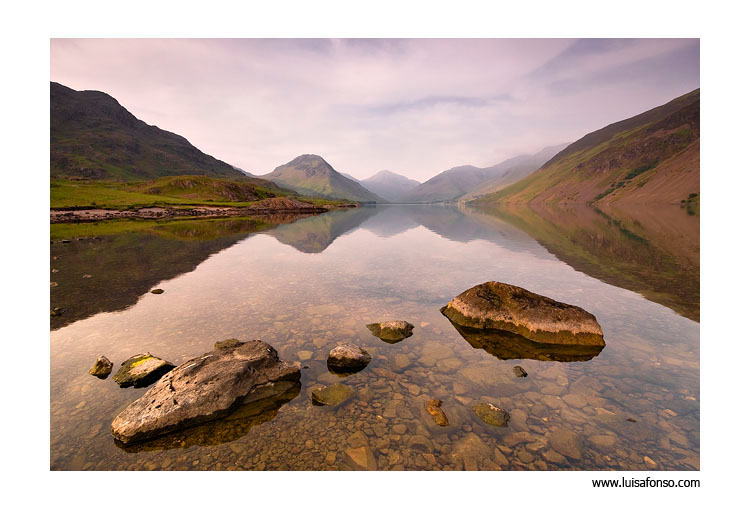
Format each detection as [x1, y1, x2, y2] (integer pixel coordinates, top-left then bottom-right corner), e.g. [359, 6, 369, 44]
[50, 204, 699, 470]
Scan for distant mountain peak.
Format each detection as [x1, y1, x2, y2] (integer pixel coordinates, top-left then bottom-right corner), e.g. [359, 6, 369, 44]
[359, 170, 420, 202]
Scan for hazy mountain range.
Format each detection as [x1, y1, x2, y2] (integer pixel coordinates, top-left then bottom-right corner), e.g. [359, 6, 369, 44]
[399, 144, 569, 203]
[50, 81, 699, 206]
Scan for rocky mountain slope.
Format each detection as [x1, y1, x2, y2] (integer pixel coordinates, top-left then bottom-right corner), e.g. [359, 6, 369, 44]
[474, 89, 700, 205]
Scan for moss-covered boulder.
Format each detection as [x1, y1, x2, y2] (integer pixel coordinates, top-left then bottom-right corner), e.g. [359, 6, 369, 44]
[441, 281, 605, 347]
[89, 355, 113, 378]
[472, 402, 510, 426]
[112, 353, 175, 388]
[366, 320, 414, 343]
[311, 383, 353, 406]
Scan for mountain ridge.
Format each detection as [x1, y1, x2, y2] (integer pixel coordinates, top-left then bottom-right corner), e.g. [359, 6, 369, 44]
[359, 170, 421, 202]
[261, 154, 385, 203]
[50, 82, 246, 181]
[474, 89, 700, 205]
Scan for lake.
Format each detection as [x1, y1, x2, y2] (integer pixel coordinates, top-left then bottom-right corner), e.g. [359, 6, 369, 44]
[50, 204, 699, 470]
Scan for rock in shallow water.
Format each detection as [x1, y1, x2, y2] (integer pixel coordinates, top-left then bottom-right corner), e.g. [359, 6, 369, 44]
[425, 398, 449, 426]
[441, 281, 605, 347]
[513, 365, 528, 377]
[89, 355, 113, 378]
[112, 353, 175, 388]
[366, 320, 414, 343]
[327, 343, 371, 373]
[472, 402, 510, 426]
[111, 340, 300, 444]
[311, 383, 353, 406]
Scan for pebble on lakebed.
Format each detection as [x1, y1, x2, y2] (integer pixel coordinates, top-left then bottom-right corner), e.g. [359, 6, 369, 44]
[151, 289, 164, 294]
[472, 402, 510, 426]
[311, 383, 353, 406]
[425, 398, 449, 426]
[513, 365, 528, 377]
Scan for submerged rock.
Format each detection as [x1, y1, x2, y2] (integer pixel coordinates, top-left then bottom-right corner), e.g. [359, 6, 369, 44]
[111, 340, 300, 444]
[112, 353, 175, 388]
[513, 366, 528, 377]
[441, 281, 605, 347]
[344, 446, 377, 470]
[89, 355, 113, 379]
[449, 432, 492, 470]
[311, 383, 353, 406]
[327, 343, 371, 373]
[151, 289, 164, 294]
[425, 398, 449, 426]
[472, 402, 510, 426]
[213, 338, 242, 350]
[366, 320, 414, 343]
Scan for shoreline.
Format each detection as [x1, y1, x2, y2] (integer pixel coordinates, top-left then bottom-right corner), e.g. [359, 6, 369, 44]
[50, 197, 357, 223]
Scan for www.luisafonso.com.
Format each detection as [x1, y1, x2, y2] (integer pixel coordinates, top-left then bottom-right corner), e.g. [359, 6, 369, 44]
[592, 477, 700, 488]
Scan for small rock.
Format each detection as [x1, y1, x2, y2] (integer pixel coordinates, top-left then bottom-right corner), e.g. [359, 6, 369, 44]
[513, 365, 528, 377]
[391, 353, 411, 371]
[150, 289, 164, 294]
[472, 402, 510, 426]
[89, 355, 113, 379]
[366, 320, 414, 343]
[297, 350, 313, 361]
[112, 353, 175, 388]
[392, 424, 407, 434]
[347, 430, 369, 448]
[327, 343, 371, 373]
[82, 274, 93, 279]
[644, 456, 658, 469]
[50, 307, 65, 317]
[425, 398, 449, 426]
[325, 451, 337, 465]
[311, 383, 353, 406]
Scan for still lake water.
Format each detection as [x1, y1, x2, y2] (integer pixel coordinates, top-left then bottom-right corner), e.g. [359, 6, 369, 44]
[50, 204, 699, 470]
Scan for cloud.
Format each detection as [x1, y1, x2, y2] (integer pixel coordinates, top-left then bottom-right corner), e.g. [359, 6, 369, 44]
[50, 38, 699, 181]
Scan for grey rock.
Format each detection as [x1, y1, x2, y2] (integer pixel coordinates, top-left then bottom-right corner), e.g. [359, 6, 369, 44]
[327, 343, 371, 373]
[111, 340, 300, 444]
[472, 402, 510, 426]
[513, 365, 528, 377]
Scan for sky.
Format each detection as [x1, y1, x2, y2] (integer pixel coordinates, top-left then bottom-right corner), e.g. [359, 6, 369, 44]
[50, 38, 699, 182]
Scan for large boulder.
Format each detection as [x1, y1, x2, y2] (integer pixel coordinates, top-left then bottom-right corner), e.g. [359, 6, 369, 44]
[367, 320, 414, 343]
[111, 340, 300, 444]
[112, 353, 175, 388]
[441, 282, 605, 347]
[327, 343, 371, 373]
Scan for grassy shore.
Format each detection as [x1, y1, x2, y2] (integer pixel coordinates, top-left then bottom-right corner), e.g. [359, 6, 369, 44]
[50, 176, 356, 210]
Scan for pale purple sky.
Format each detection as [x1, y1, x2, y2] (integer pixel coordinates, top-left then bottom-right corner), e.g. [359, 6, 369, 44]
[50, 38, 699, 181]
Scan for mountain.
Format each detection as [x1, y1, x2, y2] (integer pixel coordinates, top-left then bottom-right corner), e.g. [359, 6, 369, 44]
[359, 170, 421, 202]
[261, 154, 385, 203]
[51, 82, 246, 181]
[475, 89, 700, 205]
[400, 145, 567, 203]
